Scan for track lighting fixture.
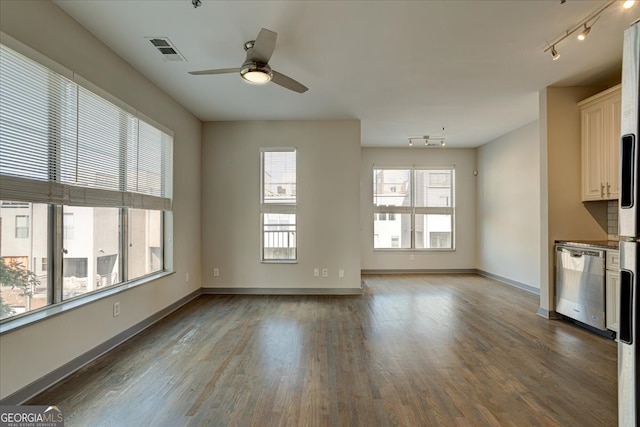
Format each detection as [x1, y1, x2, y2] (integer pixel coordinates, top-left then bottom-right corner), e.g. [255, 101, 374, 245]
[544, 0, 635, 60]
[577, 24, 591, 41]
[408, 135, 446, 147]
[191, 0, 202, 8]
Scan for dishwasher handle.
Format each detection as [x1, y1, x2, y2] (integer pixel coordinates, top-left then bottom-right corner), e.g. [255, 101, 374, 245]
[556, 246, 605, 258]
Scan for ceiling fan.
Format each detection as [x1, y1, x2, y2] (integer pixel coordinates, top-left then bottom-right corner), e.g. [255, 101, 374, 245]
[189, 28, 308, 93]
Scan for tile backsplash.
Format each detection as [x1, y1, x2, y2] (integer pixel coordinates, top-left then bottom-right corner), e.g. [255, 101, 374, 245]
[608, 200, 618, 240]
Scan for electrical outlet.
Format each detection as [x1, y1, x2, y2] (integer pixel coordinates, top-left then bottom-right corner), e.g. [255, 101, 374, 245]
[322, 268, 328, 277]
[213, 268, 219, 277]
[313, 268, 319, 277]
[113, 302, 120, 317]
[339, 269, 344, 278]
[185, 272, 190, 282]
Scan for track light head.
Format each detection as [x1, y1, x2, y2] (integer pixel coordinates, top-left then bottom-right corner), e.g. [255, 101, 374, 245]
[623, 0, 635, 9]
[551, 45, 560, 60]
[192, 0, 202, 8]
[577, 24, 591, 40]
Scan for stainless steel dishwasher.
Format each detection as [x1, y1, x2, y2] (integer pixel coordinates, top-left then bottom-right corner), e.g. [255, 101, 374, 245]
[555, 244, 606, 330]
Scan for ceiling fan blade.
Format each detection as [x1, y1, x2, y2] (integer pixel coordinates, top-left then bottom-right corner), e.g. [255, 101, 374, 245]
[188, 68, 240, 75]
[249, 28, 277, 63]
[271, 70, 308, 93]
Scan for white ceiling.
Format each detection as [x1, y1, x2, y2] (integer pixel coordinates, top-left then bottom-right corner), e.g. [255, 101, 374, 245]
[53, 0, 639, 148]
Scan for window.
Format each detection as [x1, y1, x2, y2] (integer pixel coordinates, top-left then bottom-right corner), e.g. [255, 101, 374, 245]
[261, 149, 296, 261]
[1, 203, 49, 319]
[0, 43, 173, 322]
[128, 208, 163, 280]
[430, 231, 451, 249]
[15, 215, 28, 238]
[62, 206, 120, 298]
[373, 167, 454, 250]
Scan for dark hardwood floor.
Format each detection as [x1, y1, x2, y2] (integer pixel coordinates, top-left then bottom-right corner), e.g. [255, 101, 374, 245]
[29, 274, 617, 426]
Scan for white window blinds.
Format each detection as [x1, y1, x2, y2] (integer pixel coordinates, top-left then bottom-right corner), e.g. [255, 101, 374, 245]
[0, 43, 172, 211]
[71, 87, 136, 191]
[0, 44, 76, 182]
[134, 120, 172, 199]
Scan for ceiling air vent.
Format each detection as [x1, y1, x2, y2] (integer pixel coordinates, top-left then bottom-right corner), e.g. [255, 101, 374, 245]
[147, 37, 186, 62]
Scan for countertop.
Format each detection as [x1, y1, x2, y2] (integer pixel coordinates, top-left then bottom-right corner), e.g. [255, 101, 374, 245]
[555, 240, 619, 250]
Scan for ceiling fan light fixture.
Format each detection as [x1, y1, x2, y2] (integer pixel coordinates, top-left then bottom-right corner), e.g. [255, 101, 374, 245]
[240, 62, 272, 84]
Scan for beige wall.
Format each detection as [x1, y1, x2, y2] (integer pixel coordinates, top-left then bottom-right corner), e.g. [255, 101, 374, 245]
[201, 120, 361, 291]
[0, 0, 202, 399]
[538, 85, 610, 315]
[477, 121, 541, 289]
[360, 148, 476, 270]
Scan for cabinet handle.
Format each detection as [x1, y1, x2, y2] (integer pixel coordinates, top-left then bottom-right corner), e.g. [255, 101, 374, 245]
[601, 183, 605, 198]
[606, 182, 611, 197]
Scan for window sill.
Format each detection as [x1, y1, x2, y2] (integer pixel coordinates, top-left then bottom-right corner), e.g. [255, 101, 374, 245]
[260, 260, 298, 264]
[373, 248, 456, 252]
[0, 270, 174, 335]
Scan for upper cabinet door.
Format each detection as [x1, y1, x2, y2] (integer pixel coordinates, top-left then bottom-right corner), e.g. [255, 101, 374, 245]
[579, 84, 622, 202]
[581, 102, 606, 201]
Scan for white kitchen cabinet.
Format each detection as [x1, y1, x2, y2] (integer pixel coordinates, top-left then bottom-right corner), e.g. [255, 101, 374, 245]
[579, 84, 621, 201]
[606, 249, 620, 333]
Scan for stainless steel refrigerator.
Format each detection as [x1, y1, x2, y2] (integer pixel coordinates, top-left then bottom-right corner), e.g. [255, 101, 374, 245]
[619, 18, 640, 427]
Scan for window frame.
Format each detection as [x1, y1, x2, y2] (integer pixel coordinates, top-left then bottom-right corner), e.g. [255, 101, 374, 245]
[373, 166, 455, 251]
[260, 148, 297, 263]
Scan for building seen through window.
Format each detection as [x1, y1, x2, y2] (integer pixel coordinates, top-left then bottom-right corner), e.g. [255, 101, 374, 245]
[373, 168, 455, 250]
